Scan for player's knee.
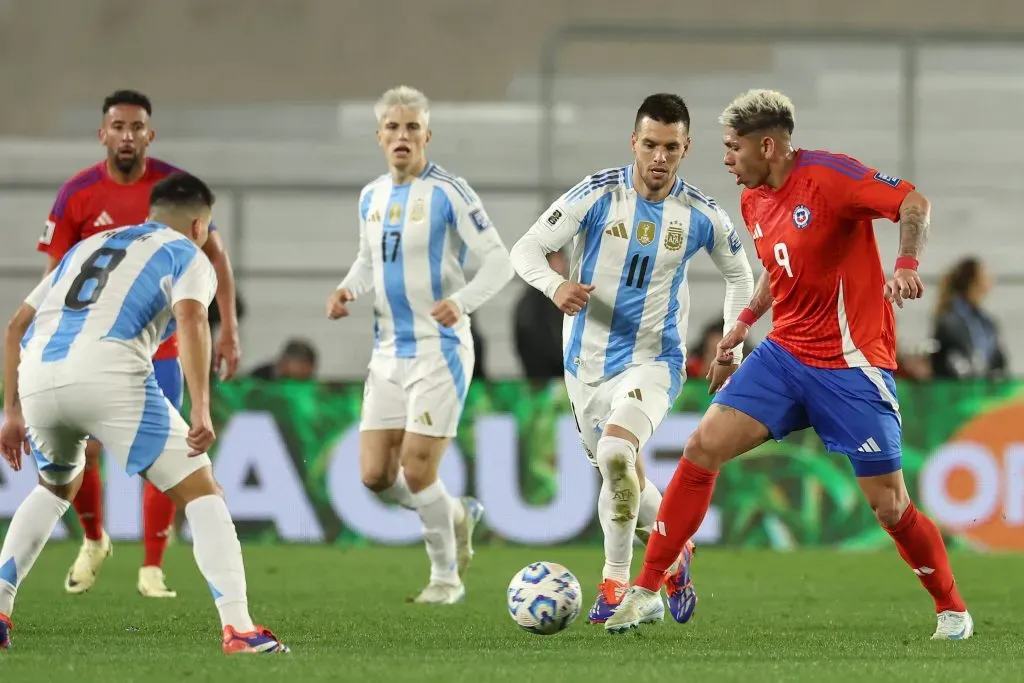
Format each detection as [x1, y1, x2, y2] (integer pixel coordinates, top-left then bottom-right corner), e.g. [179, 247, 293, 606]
[360, 466, 396, 493]
[868, 485, 911, 528]
[595, 435, 638, 475]
[401, 457, 437, 494]
[683, 427, 724, 470]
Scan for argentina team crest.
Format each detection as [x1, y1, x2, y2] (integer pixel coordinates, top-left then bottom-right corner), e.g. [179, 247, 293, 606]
[636, 220, 656, 246]
[792, 204, 812, 229]
[664, 221, 684, 251]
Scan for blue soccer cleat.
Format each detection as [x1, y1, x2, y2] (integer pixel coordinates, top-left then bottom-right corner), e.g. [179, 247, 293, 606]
[0, 612, 11, 649]
[666, 541, 698, 623]
[588, 578, 629, 624]
[221, 625, 290, 654]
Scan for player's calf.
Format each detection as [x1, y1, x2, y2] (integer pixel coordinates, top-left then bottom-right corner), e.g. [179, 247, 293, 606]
[858, 469, 970, 628]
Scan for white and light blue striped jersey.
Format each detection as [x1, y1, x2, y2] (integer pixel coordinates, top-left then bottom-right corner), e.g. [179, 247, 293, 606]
[338, 162, 514, 359]
[19, 222, 217, 387]
[512, 164, 754, 387]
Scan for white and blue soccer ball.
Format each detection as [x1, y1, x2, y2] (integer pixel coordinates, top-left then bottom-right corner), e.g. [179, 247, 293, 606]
[506, 561, 582, 635]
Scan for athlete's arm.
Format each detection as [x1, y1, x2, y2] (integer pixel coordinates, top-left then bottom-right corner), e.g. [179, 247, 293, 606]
[329, 200, 375, 319]
[511, 199, 583, 300]
[896, 190, 930, 263]
[447, 194, 515, 316]
[705, 206, 755, 363]
[174, 300, 215, 455]
[201, 230, 240, 379]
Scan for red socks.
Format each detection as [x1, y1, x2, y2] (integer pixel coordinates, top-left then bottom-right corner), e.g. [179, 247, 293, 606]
[635, 458, 718, 591]
[72, 466, 104, 541]
[884, 502, 967, 613]
[142, 481, 176, 568]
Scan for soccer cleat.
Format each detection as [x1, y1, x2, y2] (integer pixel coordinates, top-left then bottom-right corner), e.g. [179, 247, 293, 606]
[411, 581, 466, 605]
[64, 530, 113, 594]
[454, 496, 484, 577]
[0, 612, 11, 649]
[222, 625, 290, 654]
[588, 578, 629, 624]
[665, 540, 698, 623]
[137, 566, 177, 598]
[931, 610, 974, 640]
[605, 586, 665, 634]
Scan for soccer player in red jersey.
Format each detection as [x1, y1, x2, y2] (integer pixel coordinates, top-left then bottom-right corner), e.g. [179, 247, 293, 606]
[606, 89, 972, 641]
[36, 90, 242, 598]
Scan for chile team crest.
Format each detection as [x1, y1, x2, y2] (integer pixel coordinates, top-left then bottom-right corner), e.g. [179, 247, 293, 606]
[792, 204, 812, 229]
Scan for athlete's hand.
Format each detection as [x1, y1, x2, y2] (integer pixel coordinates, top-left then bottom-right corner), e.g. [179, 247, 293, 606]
[885, 268, 925, 309]
[326, 288, 355, 320]
[186, 409, 216, 457]
[0, 413, 30, 472]
[431, 299, 462, 327]
[716, 322, 751, 365]
[213, 326, 241, 380]
[706, 360, 739, 394]
[553, 282, 595, 316]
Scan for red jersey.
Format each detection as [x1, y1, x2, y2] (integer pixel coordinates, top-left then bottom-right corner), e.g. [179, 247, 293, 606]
[740, 149, 914, 370]
[37, 158, 212, 360]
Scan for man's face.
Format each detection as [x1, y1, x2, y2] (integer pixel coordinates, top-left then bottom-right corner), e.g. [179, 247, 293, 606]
[99, 104, 154, 175]
[631, 117, 689, 194]
[722, 127, 772, 189]
[377, 106, 430, 172]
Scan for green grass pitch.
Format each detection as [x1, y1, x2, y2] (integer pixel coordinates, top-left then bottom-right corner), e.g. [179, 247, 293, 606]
[1, 542, 1021, 682]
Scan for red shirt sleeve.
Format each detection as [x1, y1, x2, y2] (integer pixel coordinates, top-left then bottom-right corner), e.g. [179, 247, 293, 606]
[37, 187, 82, 261]
[817, 155, 915, 223]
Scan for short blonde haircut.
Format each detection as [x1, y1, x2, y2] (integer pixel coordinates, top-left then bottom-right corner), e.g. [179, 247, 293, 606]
[719, 89, 795, 136]
[374, 86, 430, 126]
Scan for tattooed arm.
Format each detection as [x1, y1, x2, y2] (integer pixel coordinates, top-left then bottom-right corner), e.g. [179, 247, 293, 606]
[885, 191, 931, 308]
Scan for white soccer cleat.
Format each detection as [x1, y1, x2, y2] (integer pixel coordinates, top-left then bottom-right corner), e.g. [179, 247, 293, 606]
[604, 586, 665, 634]
[411, 581, 466, 605]
[64, 531, 113, 594]
[931, 610, 974, 640]
[138, 566, 178, 598]
[454, 496, 484, 577]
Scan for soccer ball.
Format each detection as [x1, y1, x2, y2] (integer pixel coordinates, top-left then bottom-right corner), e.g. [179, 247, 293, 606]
[506, 561, 582, 635]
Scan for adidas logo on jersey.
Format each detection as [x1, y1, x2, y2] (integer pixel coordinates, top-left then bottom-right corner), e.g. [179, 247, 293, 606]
[752, 223, 764, 240]
[605, 222, 628, 239]
[414, 412, 433, 427]
[93, 211, 115, 228]
[857, 437, 882, 453]
[626, 388, 643, 401]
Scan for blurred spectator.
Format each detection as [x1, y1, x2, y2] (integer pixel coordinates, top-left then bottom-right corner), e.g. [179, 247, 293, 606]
[686, 318, 724, 379]
[251, 338, 319, 380]
[895, 344, 933, 381]
[930, 256, 1007, 380]
[514, 250, 568, 383]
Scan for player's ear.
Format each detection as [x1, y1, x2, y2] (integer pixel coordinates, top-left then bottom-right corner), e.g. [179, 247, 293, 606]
[424, 128, 432, 146]
[630, 131, 638, 154]
[761, 135, 775, 159]
[147, 129, 156, 144]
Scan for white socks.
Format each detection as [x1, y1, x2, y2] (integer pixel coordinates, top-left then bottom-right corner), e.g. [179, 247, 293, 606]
[408, 479, 459, 586]
[634, 478, 663, 544]
[0, 486, 71, 616]
[377, 469, 415, 509]
[185, 495, 255, 632]
[595, 436, 641, 582]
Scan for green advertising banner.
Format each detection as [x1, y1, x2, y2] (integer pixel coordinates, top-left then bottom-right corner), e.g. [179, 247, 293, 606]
[2, 379, 1023, 551]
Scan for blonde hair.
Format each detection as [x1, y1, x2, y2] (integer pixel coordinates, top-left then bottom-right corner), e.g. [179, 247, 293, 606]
[719, 89, 796, 136]
[374, 86, 430, 126]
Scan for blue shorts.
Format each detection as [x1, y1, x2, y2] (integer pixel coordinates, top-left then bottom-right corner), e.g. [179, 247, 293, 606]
[712, 339, 902, 477]
[153, 358, 184, 412]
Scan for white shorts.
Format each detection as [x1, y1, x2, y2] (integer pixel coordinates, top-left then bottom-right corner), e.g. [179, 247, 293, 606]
[20, 371, 211, 491]
[565, 361, 683, 465]
[359, 346, 474, 438]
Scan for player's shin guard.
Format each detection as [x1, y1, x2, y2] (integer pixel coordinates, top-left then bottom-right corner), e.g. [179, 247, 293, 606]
[185, 495, 256, 632]
[409, 480, 459, 585]
[596, 436, 641, 582]
[142, 481, 176, 567]
[635, 458, 717, 592]
[72, 465, 104, 541]
[0, 486, 71, 615]
[884, 502, 967, 613]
